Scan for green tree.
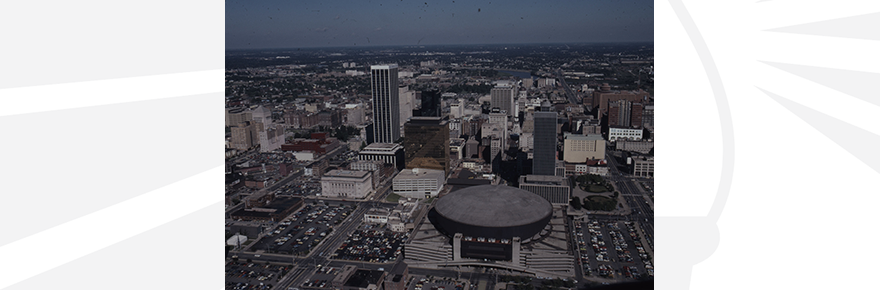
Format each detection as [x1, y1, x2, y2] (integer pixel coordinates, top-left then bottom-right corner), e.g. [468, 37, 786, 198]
[570, 197, 582, 210]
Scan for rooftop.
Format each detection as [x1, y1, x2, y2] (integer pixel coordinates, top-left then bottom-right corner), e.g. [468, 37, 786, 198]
[344, 269, 385, 288]
[564, 133, 604, 141]
[435, 185, 552, 228]
[324, 170, 370, 178]
[362, 143, 402, 151]
[371, 64, 398, 70]
[395, 168, 445, 181]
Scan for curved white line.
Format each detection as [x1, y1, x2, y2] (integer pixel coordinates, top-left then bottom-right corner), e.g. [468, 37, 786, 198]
[0, 70, 223, 117]
[0, 166, 223, 289]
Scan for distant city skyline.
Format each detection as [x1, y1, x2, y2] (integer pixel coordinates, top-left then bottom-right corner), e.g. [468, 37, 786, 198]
[226, 0, 653, 50]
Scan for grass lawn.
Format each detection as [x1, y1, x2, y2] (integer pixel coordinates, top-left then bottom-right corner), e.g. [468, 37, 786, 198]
[586, 184, 610, 193]
[586, 195, 613, 203]
[386, 193, 402, 203]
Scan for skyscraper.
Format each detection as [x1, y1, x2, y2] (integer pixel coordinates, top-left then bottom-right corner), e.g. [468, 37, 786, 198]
[608, 99, 644, 128]
[414, 89, 441, 117]
[490, 84, 515, 117]
[404, 116, 450, 175]
[371, 64, 400, 143]
[533, 105, 557, 176]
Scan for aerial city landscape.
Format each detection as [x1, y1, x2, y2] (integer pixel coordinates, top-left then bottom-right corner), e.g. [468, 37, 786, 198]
[226, 1, 653, 290]
[225, 43, 654, 290]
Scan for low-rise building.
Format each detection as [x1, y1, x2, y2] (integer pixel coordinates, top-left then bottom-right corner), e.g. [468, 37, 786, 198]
[608, 126, 644, 141]
[519, 175, 571, 205]
[632, 155, 654, 178]
[392, 168, 446, 199]
[321, 170, 373, 199]
[358, 143, 405, 171]
[616, 140, 654, 154]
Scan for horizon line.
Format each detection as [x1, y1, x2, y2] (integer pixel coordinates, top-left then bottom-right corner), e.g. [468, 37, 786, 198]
[225, 41, 655, 52]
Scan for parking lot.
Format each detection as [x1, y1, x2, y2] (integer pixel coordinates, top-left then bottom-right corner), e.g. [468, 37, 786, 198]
[225, 260, 292, 290]
[575, 219, 651, 280]
[300, 266, 343, 289]
[275, 175, 321, 197]
[331, 228, 409, 263]
[249, 202, 356, 256]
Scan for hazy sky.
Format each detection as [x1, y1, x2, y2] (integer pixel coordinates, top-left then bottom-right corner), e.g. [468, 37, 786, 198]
[226, 0, 653, 49]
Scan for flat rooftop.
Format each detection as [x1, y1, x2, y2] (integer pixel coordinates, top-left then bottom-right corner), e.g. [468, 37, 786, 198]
[362, 143, 402, 151]
[395, 168, 445, 181]
[564, 133, 604, 141]
[371, 64, 398, 70]
[344, 269, 385, 288]
[324, 170, 370, 178]
[521, 174, 566, 184]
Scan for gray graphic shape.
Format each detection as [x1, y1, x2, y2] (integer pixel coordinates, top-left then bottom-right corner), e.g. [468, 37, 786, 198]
[762, 62, 880, 107]
[0, 0, 222, 89]
[766, 12, 880, 41]
[4, 202, 223, 290]
[0, 93, 221, 247]
[667, 0, 737, 288]
[761, 88, 880, 175]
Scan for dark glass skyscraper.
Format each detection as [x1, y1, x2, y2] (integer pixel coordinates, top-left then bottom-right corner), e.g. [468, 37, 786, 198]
[371, 64, 400, 143]
[414, 89, 441, 117]
[533, 110, 557, 176]
[404, 116, 450, 175]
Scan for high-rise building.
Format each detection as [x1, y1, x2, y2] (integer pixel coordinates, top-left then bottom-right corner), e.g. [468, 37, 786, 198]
[414, 89, 441, 117]
[533, 106, 557, 176]
[490, 85, 515, 117]
[607, 99, 643, 128]
[642, 104, 654, 129]
[590, 83, 651, 114]
[371, 64, 400, 143]
[231, 121, 256, 150]
[404, 117, 450, 175]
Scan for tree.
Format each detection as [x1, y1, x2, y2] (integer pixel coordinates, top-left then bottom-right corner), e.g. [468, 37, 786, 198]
[570, 197, 582, 210]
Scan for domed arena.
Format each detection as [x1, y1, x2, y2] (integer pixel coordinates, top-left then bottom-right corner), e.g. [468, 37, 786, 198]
[431, 184, 552, 240]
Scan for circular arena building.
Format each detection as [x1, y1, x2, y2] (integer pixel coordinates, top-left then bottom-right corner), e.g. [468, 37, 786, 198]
[431, 184, 552, 240]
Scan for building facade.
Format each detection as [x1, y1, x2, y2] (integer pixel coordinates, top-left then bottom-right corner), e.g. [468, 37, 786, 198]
[490, 84, 515, 117]
[321, 170, 373, 199]
[533, 111, 558, 176]
[392, 168, 446, 199]
[632, 156, 654, 178]
[563, 133, 605, 163]
[358, 143, 405, 171]
[518, 175, 571, 205]
[608, 127, 644, 141]
[615, 140, 654, 154]
[607, 99, 644, 128]
[403, 117, 450, 175]
[371, 64, 400, 143]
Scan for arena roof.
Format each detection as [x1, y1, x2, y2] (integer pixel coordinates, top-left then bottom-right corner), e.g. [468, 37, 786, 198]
[434, 184, 552, 228]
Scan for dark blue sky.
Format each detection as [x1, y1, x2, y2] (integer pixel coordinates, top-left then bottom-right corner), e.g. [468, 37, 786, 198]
[226, 0, 653, 49]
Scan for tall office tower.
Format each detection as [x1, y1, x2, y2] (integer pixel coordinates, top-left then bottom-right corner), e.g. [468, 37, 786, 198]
[371, 64, 400, 143]
[490, 84, 515, 117]
[404, 116, 451, 175]
[533, 105, 557, 176]
[414, 89, 441, 117]
[399, 85, 414, 127]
